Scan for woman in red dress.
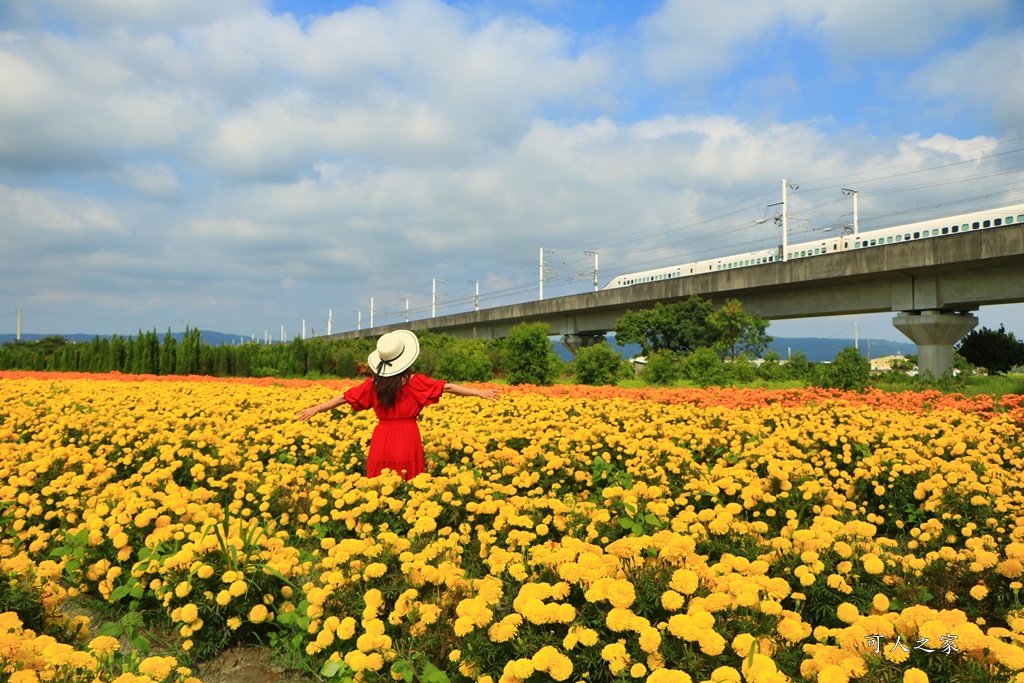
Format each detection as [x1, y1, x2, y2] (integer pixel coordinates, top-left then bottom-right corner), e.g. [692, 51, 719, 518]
[296, 330, 499, 480]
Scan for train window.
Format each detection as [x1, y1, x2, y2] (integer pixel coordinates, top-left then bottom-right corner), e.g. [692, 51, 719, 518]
[905, 234, 911, 240]
[1018, 214, 1024, 222]
[972, 222, 980, 229]
[994, 218, 1002, 226]
[941, 227, 948, 235]
[913, 232, 920, 238]
[895, 235, 902, 242]
[870, 239, 877, 246]
[983, 220, 991, 228]
[951, 225, 958, 233]
[962, 224, 968, 231]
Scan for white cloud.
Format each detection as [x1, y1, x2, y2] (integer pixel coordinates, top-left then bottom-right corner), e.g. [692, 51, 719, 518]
[638, 0, 1010, 84]
[909, 29, 1024, 128]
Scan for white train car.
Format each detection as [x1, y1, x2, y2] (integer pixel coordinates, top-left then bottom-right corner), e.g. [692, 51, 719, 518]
[605, 203, 1024, 290]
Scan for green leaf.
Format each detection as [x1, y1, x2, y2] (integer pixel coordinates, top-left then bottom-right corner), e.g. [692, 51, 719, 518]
[129, 584, 144, 599]
[129, 633, 151, 655]
[97, 622, 122, 638]
[618, 518, 633, 529]
[321, 660, 342, 677]
[422, 662, 451, 683]
[392, 660, 414, 683]
[110, 585, 131, 601]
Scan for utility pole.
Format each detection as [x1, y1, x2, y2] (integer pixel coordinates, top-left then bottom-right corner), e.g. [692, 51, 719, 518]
[405, 299, 409, 323]
[585, 251, 599, 291]
[357, 311, 362, 331]
[432, 279, 444, 318]
[16, 308, 21, 342]
[469, 280, 479, 311]
[540, 248, 554, 300]
[302, 319, 306, 340]
[842, 188, 859, 235]
[370, 297, 374, 328]
[781, 179, 798, 262]
[327, 309, 333, 336]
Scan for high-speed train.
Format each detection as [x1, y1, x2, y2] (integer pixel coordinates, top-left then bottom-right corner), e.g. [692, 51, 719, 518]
[604, 203, 1024, 289]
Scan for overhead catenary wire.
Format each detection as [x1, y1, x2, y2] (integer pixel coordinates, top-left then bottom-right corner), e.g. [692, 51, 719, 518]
[322, 136, 1024, 331]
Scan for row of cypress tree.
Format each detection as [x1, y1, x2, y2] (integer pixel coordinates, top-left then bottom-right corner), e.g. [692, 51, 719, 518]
[0, 328, 376, 378]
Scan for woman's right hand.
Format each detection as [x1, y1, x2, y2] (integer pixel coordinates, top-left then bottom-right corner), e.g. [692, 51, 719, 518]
[296, 405, 321, 421]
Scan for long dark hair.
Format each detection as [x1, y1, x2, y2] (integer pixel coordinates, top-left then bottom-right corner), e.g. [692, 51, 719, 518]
[373, 368, 412, 409]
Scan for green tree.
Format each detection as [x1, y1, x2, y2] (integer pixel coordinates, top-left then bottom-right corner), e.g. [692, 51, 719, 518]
[708, 298, 773, 361]
[956, 325, 1024, 375]
[814, 347, 870, 391]
[503, 322, 560, 386]
[614, 296, 717, 355]
[574, 343, 623, 386]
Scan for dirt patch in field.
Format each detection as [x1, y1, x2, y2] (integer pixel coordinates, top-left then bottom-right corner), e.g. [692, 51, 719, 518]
[196, 646, 314, 683]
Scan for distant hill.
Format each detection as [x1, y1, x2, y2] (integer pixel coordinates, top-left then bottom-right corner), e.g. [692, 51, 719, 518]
[0, 330, 258, 347]
[553, 336, 915, 364]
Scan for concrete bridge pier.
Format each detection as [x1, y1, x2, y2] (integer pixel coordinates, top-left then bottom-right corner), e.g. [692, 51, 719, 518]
[892, 310, 978, 378]
[560, 333, 606, 357]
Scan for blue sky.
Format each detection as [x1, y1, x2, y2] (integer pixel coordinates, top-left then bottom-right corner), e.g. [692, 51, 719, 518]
[2, 0, 1023, 345]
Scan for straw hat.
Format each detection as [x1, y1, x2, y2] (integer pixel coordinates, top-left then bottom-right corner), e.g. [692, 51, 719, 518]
[367, 330, 420, 377]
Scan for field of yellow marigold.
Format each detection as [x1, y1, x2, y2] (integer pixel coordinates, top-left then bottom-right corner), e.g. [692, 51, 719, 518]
[2, 371, 1024, 683]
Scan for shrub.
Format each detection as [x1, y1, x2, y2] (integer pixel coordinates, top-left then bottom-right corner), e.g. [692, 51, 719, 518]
[574, 343, 623, 386]
[784, 349, 811, 381]
[814, 346, 871, 390]
[682, 347, 727, 387]
[503, 322, 560, 385]
[726, 355, 758, 384]
[757, 350, 785, 381]
[435, 338, 493, 382]
[641, 350, 681, 386]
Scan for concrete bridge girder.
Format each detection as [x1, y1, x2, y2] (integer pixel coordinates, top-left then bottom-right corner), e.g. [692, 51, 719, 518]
[324, 224, 1024, 377]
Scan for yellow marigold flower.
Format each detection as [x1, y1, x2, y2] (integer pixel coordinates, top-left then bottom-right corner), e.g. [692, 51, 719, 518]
[903, 669, 929, 683]
[817, 664, 850, 683]
[661, 590, 685, 611]
[249, 604, 269, 623]
[706, 667, 739, 683]
[227, 617, 242, 630]
[669, 569, 699, 595]
[179, 603, 198, 623]
[138, 655, 177, 680]
[630, 663, 647, 678]
[872, 593, 890, 612]
[862, 554, 885, 575]
[88, 635, 121, 656]
[504, 658, 535, 680]
[970, 585, 989, 600]
[364, 562, 388, 580]
[10, 672, 39, 683]
[646, 669, 693, 683]
[216, 590, 232, 606]
[731, 633, 756, 657]
[836, 602, 860, 624]
[601, 641, 631, 675]
[196, 564, 214, 580]
[229, 580, 247, 597]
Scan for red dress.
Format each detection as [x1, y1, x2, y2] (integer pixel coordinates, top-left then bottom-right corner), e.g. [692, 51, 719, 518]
[343, 374, 447, 480]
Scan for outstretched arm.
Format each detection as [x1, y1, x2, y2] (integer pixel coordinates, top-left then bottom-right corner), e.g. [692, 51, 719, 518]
[443, 383, 501, 401]
[296, 394, 349, 421]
